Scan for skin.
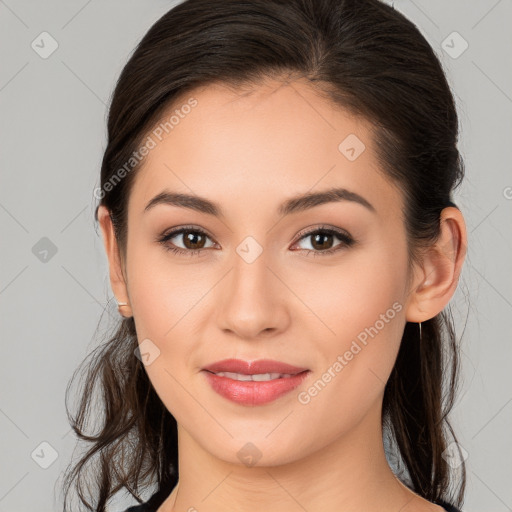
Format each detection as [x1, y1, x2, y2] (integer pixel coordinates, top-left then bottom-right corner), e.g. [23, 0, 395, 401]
[98, 78, 467, 512]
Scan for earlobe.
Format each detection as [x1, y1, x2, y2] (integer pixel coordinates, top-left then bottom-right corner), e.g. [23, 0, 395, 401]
[97, 205, 132, 317]
[405, 206, 467, 323]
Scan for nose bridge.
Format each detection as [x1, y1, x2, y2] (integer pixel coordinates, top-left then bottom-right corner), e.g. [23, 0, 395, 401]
[215, 236, 289, 338]
[232, 236, 271, 292]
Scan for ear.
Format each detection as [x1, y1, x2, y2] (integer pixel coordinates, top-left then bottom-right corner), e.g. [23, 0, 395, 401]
[405, 206, 467, 322]
[97, 205, 132, 317]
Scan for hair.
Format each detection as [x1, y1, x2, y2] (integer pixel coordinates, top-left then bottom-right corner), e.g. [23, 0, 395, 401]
[60, 0, 468, 510]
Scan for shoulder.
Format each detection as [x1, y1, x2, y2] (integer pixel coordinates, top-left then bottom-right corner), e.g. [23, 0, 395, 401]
[406, 498, 461, 512]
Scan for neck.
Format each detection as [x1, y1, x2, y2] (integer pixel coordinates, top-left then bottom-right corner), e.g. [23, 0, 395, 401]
[160, 401, 429, 512]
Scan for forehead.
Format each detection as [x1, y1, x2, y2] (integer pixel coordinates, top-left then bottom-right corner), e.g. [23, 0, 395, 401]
[128, 78, 402, 221]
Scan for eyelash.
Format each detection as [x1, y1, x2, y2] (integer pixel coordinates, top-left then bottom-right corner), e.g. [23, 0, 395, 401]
[157, 224, 356, 258]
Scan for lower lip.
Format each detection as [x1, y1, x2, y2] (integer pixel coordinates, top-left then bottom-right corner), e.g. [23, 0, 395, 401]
[202, 370, 310, 406]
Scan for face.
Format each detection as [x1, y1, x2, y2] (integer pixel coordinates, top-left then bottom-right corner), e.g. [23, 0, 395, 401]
[118, 78, 414, 466]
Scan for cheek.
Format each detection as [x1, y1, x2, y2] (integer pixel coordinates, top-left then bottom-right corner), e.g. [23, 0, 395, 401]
[285, 241, 407, 345]
[125, 246, 206, 418]
[125, 241, 209, 340]
[290, 245, 407, 409]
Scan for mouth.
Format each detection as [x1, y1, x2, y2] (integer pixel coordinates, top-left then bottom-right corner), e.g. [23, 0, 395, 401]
[204, 371, 300, 381]
[201, 359, 311, 406]
[202, 358, 309, 376]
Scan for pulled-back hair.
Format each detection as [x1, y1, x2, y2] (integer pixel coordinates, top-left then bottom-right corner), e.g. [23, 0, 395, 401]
[61, 0, 467, 509]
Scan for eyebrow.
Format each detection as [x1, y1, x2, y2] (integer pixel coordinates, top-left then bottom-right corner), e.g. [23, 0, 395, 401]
[143, 187, 376, 217]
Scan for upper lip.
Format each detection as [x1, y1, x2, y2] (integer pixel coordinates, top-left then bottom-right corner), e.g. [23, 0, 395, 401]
[202, 359, 309, 375]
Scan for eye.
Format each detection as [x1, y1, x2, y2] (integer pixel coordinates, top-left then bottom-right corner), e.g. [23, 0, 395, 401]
[157, 224, 356, 257]
[157, 226, 217, 257]
[291, 225, 356, 257]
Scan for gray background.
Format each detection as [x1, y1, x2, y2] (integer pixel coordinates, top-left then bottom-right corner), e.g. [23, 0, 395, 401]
[0, 1, 511, 511]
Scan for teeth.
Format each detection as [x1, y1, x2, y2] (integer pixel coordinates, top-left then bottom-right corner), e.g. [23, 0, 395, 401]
[214, 371, 294, 381]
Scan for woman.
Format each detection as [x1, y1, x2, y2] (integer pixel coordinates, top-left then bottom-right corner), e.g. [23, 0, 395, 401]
[61, 0, 468, 511]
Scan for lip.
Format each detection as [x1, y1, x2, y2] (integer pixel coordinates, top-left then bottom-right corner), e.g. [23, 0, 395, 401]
[202, 358, 308, 375]
[201, 359, 310, 406]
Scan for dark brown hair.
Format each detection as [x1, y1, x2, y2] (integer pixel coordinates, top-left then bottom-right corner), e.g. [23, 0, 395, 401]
[61, 0, 467, 509]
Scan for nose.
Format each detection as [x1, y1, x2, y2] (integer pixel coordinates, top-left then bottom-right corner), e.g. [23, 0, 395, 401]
[214, 251, 291, 340]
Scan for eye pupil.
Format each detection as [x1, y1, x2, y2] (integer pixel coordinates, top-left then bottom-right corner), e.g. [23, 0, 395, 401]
[184, 231, 206, 249]
[311, 233, 333, 250]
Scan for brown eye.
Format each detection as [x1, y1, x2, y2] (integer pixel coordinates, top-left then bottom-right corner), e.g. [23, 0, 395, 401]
[158, 225, 355, 258]
[310, 232, 335, 251]
[158, 226, 216, 255]
[181, 230, 207, 250]
[293, 226, 355, 257]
